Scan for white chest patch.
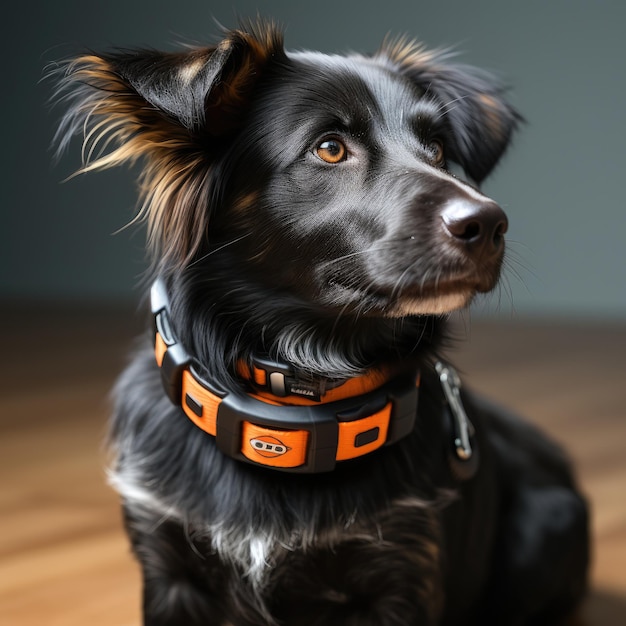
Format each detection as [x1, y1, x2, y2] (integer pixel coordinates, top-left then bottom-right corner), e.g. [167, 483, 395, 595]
[108, 467, 279, 588]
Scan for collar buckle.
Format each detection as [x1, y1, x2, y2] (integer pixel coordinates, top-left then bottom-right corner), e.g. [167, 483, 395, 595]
[250, 356, 324, 401]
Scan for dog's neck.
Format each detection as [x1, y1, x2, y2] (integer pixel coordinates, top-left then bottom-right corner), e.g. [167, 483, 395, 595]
[150, 278, 427, 473]
[160, 271, 444, 388]
[151, 277, 416, 399]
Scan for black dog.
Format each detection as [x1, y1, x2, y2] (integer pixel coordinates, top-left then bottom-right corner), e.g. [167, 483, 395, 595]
[54, 20, 589, 625]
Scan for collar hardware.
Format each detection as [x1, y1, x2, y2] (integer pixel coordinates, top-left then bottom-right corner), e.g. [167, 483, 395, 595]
[436, 362, 474, 461]
[435, 361, 479, 481]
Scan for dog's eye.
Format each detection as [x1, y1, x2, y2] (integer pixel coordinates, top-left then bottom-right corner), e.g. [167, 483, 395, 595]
[315, 139, 347, 164]
[429, 140, 445, 166]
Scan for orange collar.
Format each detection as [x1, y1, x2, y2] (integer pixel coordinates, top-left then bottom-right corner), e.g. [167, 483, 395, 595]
[236, 357, 397, 406]
[151, 279, 421, 473]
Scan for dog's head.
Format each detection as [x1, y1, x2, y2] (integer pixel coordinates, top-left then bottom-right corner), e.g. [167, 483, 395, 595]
[55, 20, 520, 324]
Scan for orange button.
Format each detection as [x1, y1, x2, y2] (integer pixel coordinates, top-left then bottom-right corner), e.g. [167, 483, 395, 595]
[241, 422, 309, 468]
[181, 369, 220, 436]
[336, 403, 391, 461]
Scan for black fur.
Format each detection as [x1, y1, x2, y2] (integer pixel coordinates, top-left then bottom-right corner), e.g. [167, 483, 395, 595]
[54, 20, 589, 625]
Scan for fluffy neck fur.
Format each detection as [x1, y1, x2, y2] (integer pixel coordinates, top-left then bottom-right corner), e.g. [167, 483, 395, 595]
[164, 260, 445, 392]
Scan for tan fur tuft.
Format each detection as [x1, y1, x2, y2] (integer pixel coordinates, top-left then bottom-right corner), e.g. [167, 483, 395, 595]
[56, 20, 285, 272]
[379, 35, 440, 69]
[61, 54, 211, 270]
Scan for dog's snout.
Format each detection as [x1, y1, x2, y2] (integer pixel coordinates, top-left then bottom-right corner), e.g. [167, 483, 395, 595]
[441, 198, 508, 257]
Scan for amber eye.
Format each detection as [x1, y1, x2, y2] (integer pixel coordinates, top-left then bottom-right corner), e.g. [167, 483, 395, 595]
[429, 139, 445, 166]
[316, 138, 347, 164]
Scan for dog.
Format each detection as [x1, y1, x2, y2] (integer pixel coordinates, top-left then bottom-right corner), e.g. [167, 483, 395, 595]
[53, 19, 589, 625]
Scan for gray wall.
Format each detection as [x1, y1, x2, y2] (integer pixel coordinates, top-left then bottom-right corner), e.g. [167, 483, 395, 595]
[4, 0, 625, 318]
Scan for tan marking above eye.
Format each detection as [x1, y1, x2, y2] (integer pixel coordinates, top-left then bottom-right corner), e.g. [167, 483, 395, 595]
[316, 139, 347, 164]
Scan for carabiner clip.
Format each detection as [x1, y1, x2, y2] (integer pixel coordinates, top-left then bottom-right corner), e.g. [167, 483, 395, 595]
[435, 361, 474, 461]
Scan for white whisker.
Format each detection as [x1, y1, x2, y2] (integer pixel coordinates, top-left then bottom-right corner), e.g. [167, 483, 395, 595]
[189, 233, 253, 267]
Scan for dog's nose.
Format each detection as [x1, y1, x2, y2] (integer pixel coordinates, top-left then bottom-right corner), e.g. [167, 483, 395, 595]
[441, 198, 508, 258]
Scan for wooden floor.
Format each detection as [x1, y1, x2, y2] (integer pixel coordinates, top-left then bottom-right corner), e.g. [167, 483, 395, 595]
[1, 303, 625, 625]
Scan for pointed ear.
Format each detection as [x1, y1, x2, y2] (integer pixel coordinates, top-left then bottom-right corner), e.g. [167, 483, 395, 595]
[54, 20, 286, 158]
[103, 23, 286, 136]
[52, 20, 285, 270]
[381, 41, 523, 184]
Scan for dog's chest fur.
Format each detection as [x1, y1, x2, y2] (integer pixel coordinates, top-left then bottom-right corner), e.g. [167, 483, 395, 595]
[117, 464, 446, 623]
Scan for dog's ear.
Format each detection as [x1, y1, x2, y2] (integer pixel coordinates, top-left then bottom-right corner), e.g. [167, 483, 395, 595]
[381, 41, 522, 184]
[52, 20, 285, 269]
[55, 20, 286, 148]
[90, 25, 285, 137]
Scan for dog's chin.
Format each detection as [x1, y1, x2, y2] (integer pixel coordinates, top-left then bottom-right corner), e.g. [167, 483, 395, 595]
[321, 280, 478, 318]
[385, 290, 474, 318]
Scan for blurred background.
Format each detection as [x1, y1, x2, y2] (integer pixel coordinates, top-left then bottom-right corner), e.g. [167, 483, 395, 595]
[2, 1, 625, 625]
[3, 0, 626, 317]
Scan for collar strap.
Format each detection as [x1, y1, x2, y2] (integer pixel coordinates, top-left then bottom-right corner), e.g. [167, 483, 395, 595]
[151, 279, 420, 473]
[237, 358, 395, 405]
